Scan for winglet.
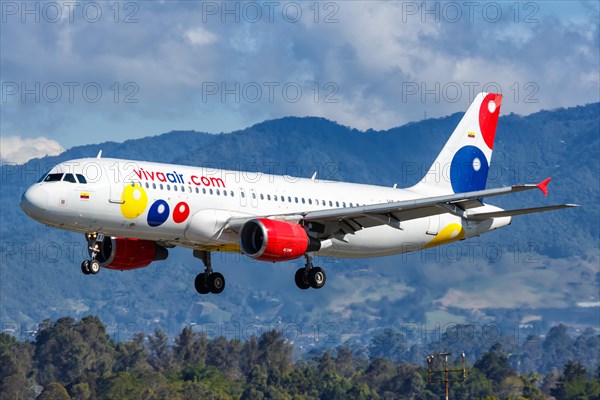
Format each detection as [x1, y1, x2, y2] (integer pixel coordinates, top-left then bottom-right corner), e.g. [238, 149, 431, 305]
[537, 177, 551, 196]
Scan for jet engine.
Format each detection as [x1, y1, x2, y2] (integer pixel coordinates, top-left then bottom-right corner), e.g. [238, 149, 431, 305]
[92, 236, 168, 270]
[240, 218, 321, 262]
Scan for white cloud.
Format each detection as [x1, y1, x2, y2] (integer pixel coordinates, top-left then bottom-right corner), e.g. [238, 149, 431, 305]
[0, 1, 597, 144]
[184, 26, 218, 46]
[0, 136, 64, 164]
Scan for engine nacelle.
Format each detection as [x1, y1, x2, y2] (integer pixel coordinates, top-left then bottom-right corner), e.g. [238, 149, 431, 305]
[240, 219, 321, 262]
[92, 237, 168, 270]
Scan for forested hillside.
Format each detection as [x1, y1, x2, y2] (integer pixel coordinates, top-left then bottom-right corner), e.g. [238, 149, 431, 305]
[1, 316, 598, 399]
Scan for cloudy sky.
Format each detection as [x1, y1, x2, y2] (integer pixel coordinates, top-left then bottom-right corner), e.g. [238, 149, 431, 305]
[1, 1, 598, 162]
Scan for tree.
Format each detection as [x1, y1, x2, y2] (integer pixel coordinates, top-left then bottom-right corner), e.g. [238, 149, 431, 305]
[256, 330, 292, 384]
[334, 346, 356, 378]
[551, 360, 600, 400]
[474, 343, 514, 383]
[113, 332, 150, 373]
[34, 316, 114, 387]
[361, 358, 395, 394]
[240, 336, 259, 376]
[148, 328, 173, 372]
[38, 382, 71, 400]
[542, 325, 574, 373]
[0, 333, 34, 400]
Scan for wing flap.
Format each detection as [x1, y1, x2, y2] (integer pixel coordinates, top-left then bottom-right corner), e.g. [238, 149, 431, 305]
[466, 204, 579, 221]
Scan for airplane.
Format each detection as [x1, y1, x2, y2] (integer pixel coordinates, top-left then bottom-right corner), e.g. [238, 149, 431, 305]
[20, 93, 577, 294]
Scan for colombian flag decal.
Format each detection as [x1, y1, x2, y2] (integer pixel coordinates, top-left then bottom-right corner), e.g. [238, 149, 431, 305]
[80, 192, 90, 200]
[468, 131, 475, 138]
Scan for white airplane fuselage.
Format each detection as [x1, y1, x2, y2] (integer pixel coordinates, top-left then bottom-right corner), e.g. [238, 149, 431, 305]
[21, 157, 509, 259]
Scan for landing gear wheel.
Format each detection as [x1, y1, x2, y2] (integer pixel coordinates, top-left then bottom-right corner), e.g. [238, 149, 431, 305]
[89, 260, 100, 275]
[295, 268, 310, 290]
[308, 267, 326, 289]
[81, 260, 91, 275]
[207, 272, 225, 294]
[195, 273, 210, 295]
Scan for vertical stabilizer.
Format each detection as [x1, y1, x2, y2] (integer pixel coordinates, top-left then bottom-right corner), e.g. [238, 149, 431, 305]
[411, 92, 502, 195]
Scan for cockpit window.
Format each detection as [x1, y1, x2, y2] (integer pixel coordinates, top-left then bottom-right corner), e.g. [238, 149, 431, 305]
[44, 173, 64, 182]
[63, 174, 77, 183]
[37, 170, 51, 183]
[76, 174, 87, 184]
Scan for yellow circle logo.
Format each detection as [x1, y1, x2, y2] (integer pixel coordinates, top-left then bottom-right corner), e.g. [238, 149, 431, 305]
[120, 183, 148, 219]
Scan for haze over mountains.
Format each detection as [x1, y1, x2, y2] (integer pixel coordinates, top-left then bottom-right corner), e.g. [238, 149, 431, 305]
[1, 102, 598, 349]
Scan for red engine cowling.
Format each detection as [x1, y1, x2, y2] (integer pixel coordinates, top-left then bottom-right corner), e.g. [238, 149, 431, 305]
[92, 237, 168, 270]
[240, 218, 320, 262]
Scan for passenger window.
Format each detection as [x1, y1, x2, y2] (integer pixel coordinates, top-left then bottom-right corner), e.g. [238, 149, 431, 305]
[252, 193, 256, 199]
[241, 191, 245, 198]
[182, 186, 185, 192]
[76, 174, 87, 184]
[63, 174, 77, 183]
[322, 200, 326, 206]
[174, 185, 178, 191]
[195, 187, 199, 193]
[153, 183, 157, 189]
[288, 196, 292, 202]
[260, 194, 264, 200]
[230, 191, 234, 197]
[145, 182, 149, 189]
[209, 189, 213, 195]
[267, 194, 271, 201]
[308, 199, 312, 205]
[329, 201, 333, 206]
[224, 190, 228, 196]
[202, 188, 207, 194]
[216, 189, 220, 195]
[295, 197, 298, 203]
[349, 203, 353, 207]
[343, 202, 346, 207]
[336, 201, 339, 207]
[160, 184, 164, 190]
[167, 184, 171, 190]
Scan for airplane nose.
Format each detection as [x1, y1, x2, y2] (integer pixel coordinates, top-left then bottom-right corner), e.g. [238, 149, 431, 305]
[20, 185, 49, 217]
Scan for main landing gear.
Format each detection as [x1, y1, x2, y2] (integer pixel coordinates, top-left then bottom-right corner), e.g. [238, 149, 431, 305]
[193, 250, 225, 295]
[81, 232, 102, 275]
[295, 254, 326, 290]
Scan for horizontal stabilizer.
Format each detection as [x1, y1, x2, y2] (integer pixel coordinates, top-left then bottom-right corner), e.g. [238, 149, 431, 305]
[467, 204, 579, 221]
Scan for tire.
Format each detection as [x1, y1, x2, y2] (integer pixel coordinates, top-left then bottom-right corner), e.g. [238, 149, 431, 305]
[294, 268, 310, 290]
[207, 273, 225, 294]
[194, 273, 210, 294]
[89, 260, 101, 275]
[81, 260, 91, 275]
[308, 267, 326, 289]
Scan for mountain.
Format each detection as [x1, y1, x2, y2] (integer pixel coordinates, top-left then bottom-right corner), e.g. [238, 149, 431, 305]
[1, 103, 598, 347]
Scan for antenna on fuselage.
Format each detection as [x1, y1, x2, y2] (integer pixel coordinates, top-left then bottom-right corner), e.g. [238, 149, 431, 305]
[311, 172, 317, 182]
[96, 150, 103, 159]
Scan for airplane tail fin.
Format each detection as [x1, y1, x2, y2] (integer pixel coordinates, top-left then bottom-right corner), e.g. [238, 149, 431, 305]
[411, 92, 502, 195]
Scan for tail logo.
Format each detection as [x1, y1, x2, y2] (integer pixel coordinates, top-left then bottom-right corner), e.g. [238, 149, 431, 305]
[450, 146, 489, 193]
[449, 93, 501, 193]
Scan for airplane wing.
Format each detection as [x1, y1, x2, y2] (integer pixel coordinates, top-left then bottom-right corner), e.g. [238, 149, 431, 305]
[225, 178, 578, 236]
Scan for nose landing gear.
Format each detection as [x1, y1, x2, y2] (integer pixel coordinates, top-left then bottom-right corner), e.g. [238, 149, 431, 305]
[81, 232, 103, 275]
